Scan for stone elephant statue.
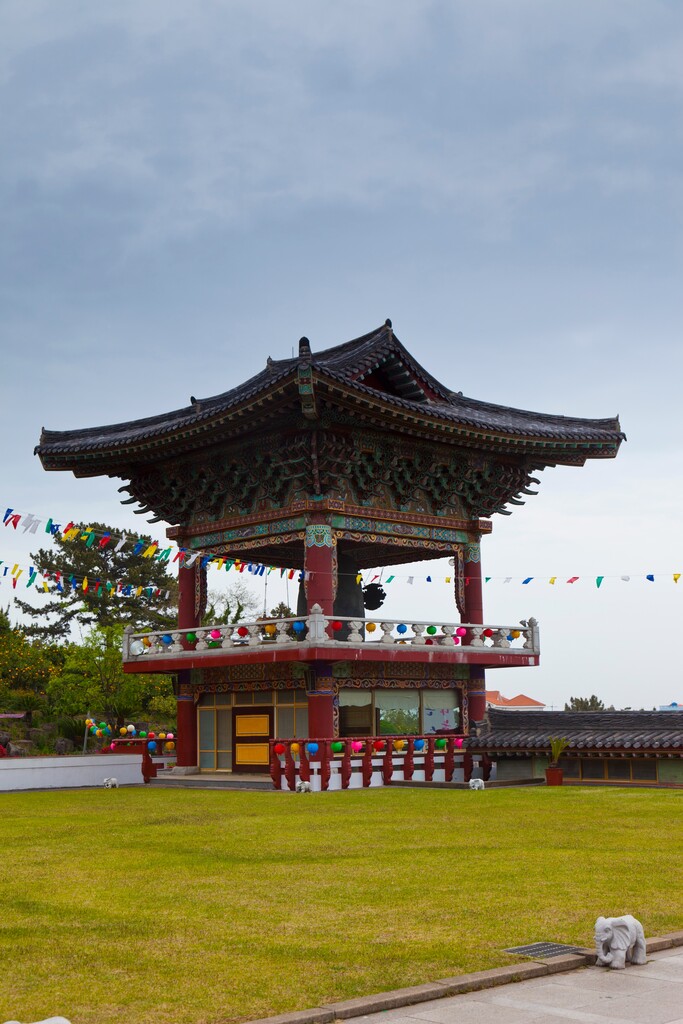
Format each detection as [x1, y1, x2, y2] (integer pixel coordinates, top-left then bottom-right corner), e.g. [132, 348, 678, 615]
[594, 914, 646, 969]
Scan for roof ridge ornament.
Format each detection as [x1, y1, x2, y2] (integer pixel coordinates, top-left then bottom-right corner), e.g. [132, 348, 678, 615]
[297, 336, 317, 419]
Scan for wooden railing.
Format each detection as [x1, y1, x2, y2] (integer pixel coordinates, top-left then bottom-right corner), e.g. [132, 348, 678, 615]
[268, 734, 492, 791]
[123, 606, 539, 661]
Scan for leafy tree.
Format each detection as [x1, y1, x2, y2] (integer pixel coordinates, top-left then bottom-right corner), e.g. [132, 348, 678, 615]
[564, 695, 606, 712]
[0, 612, 61, 705]
[203, 579, 261, 625]
[46, 624, 173, 727]
[269, 601, 295, 618]
[14, 522, 178, 639]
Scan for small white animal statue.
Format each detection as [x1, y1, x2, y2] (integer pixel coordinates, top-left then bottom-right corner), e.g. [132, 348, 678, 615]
[3, 1017, 72, 1024]
[295, 780, 311, 793]
[469, 778, 485, 790]
[103, 777, 119, 788]
[594, 914, 647, 969]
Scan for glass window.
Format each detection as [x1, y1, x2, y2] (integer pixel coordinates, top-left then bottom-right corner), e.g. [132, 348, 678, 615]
[295, 708, 308, 736]
[199, 710, 214, 749]
[216, 709, 231, 750]
[293, 689, 307, 705]
[198, 692, 215, 706]
[217, 750, 232, 769]
[375, 690, 419, 735]
[277, 707, 295, 739]
[423, 690, 459, 733]
[234, 691, 252, 705]
[557, 757, 580, 779]
[340, 704, 373, 736]
[199, 750, 216, 770]
[254, 689, 274, 704]
[581, 759, 605, 780]
[339, 690, 372, 706]
[632, 759, 657, 781]
[215, 691, 232, 707]
[606, 759, 630, 780]
[277, 689, 295, 704]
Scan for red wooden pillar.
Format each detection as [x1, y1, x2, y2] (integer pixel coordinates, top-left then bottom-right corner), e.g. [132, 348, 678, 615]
[175, 563, 199, 768]
[303, 520, 337, 615]
[307, 691, 335, 739]
[464, 540, 487, 725]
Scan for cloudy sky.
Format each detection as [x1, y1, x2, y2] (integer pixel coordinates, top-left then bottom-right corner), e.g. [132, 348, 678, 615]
[2, 1, 681, 709]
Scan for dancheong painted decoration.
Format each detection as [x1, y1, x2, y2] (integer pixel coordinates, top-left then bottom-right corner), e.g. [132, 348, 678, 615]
[37, 321, 624, 782]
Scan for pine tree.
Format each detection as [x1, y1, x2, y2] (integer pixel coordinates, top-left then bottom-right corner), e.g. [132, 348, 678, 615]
[14, 522, 178, 639]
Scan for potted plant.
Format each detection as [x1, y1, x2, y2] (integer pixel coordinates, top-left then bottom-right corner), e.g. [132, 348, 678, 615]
[545, 736, 569, 786]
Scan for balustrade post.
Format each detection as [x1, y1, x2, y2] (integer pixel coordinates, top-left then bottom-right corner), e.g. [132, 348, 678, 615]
[382, 741, 394, 786]
[341, 741, 352, 789]
[481, 753, 493, 782]
[411, 624, 426, 645]
[463, 751, 473, 783]
[320, 740, 331, 791]
[379, 622, 395, 644]
[403, 737, 415, 781]
[362, 741, 373, 787]
[299, 743, 311, 783]
[444, 736, 455, 782]
[284, 743, 296, 791]
[270, 742, 282, 790]
[425, 737, 435, 782]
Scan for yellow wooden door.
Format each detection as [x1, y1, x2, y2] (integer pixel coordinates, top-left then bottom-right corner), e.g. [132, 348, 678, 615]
[232, 707, 273, 773]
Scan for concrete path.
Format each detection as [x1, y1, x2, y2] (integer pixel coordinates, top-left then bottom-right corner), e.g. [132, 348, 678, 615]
[353, 947, 683, 1024]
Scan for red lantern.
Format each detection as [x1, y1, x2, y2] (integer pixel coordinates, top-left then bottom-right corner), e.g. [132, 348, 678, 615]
[483, 628, 494, 637]
[273, 743, 286, 755]
[237, 626, 249, 637]
[331, 620, 342, 631]
[373, 739, 386, 751]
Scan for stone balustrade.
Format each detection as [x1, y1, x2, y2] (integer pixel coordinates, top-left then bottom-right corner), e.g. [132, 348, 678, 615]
[123, 605, 539, 661]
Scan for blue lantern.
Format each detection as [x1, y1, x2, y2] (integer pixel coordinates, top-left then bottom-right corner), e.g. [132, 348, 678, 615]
[293, 621, 305, 633]
[414, 738, 425, 751]
[306, 742, 319, 756]
[396, 623, 408, 634]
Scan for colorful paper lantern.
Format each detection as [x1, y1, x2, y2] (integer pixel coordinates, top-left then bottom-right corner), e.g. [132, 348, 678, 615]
[161, 634, 173, 645]
[292, 621, 305, 633]
[209, 629, 222, 640]
[139, 731, 147, 738]
[455, 626, 467, 637]
[453, 637, 460, 645]
[85, 719, 92, 727]
[393, 739, 405, 751]
[435, 738, 447, 750]
[186, 632, 197, 643]
[331, 620, 342, 631]
[95, 729, 102, 738]
[127, 724, 135, 732]
[454, 737, 464, 748]
[511, 629, 521, 639]
[273, 743, 286, 755]
[483, 628, 494, 638]
[148, 740, 157, 752]
[166, 732, 174, 740]
[159, 733, 166, 740]
[331, 741, 344, 753]
[236, 626, 249, 637]
[426, 625, 437, 635]
[119, 727, 127, 736]
[306, 742, 319, 756]
[142, 637, 152, 647]
[99, 722, 107, 729]
[373, 739, 386, 751]
[425, 639, 433, 645]
[265, 624, 277, 635]
[290, 742, 300, 756]
[164, 741, 175, 751]
[351, 740, 363, 753]
[414, 738, 425, 751]
[208, 641, 220, 648]
[396, 623, 408, 634]
[148, 732, 155, 739]
[366, 622, 376, 633]
[110, 742, 116, 751]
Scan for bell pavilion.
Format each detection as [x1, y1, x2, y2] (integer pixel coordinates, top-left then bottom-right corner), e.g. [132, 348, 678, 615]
[36, 322, 623, 777]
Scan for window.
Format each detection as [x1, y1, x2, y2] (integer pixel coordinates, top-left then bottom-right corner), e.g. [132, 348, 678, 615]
[580, 759, 605, 780]
[375, 690, 419, 735]
[606, 759, 630, 781]
[423, 690, 459, 733]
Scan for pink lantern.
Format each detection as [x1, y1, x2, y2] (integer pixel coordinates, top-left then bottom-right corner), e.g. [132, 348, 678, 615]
[209, 629, 222, 640]
[453, 636, 460, 645]
[454, 737, 463, 748]
[351, 740, 363, 753]
[110, 742, 116, 751]
[455, 626, 467, 637]
[166, 732, 174, 740]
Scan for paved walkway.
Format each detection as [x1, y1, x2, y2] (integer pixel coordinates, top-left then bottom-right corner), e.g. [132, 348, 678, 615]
[353, 947, 683, 1024]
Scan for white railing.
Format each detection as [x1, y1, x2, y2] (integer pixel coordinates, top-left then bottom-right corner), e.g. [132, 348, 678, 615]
[123, 605, 539, 661]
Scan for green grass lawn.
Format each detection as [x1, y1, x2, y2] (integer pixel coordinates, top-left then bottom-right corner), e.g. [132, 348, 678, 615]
[1, 786, 681, 1024]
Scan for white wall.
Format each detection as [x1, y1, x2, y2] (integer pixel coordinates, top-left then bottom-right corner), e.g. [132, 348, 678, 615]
[0, 753, 145, 791]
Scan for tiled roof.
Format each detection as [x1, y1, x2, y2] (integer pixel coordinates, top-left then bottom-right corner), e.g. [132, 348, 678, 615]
[36, 323, 624, 466]
[486, 690, 545, 709]
[468, 709, 683, 752]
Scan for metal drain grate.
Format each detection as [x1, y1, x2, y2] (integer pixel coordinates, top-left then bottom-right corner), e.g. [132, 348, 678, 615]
[505, 942, 586, 958]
